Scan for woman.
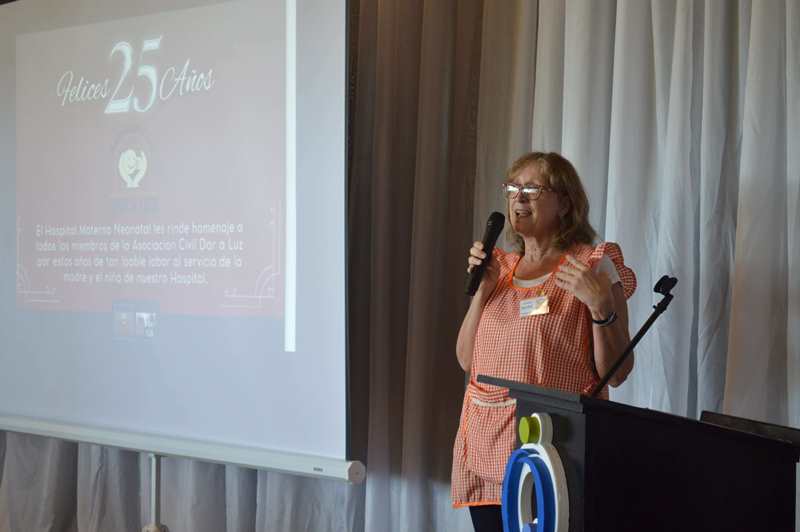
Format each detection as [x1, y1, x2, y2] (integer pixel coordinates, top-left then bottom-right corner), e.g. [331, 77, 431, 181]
[451, 152, 637, 531]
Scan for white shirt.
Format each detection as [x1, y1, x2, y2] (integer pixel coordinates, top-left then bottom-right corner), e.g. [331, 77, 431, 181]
[513, 254, 620, 288]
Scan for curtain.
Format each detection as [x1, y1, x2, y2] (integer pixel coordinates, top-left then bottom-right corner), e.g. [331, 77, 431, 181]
[350, 0, 483, 529]
[477, 0, 798, 524]
[0, 0, 484, 530]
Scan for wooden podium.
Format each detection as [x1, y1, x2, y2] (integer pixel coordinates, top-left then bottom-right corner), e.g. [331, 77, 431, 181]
[479, 375, 800, 532]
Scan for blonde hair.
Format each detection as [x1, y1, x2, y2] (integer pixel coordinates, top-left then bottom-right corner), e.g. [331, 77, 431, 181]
[505, 152, 597, 252]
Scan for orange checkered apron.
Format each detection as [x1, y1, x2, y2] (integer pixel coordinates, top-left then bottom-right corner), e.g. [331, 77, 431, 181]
[451, 242, 636, 507]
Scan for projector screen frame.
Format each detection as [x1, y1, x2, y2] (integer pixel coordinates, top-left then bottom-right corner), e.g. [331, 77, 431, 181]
[0, 0, 365, 483]
[342, 0, 363, 470]
[0, 414, 366, 482]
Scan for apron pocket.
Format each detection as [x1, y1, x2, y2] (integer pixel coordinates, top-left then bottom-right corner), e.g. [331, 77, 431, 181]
[463, 396, 517, 485]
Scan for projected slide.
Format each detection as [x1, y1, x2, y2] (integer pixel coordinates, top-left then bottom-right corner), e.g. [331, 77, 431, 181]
[15, 0, 286, 317]
[1, 0, 349, 472]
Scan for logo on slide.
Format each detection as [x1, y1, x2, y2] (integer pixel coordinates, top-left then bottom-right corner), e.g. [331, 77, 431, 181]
[118, 149, 148, 188]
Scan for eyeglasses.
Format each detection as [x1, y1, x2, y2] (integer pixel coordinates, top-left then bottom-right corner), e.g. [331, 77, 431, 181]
[501, 182, 553, 200]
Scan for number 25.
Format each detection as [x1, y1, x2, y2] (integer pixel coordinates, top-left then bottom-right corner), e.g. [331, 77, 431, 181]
[105, 37, 163, 114]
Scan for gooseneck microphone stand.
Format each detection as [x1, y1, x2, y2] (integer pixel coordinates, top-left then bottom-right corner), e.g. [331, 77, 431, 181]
[589, 275, 678, 398]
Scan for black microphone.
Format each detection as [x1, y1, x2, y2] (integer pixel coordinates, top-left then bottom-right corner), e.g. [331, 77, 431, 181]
[465, 211, 505, 296]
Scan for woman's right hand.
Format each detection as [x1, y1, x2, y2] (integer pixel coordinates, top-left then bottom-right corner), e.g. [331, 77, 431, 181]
[467, 241, 499, 298]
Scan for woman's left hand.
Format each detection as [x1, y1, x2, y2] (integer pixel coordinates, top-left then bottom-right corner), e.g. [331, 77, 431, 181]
[554, 255, 614, 317]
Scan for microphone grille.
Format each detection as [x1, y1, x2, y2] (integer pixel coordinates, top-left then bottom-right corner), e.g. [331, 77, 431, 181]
[487, 211, 505, 230]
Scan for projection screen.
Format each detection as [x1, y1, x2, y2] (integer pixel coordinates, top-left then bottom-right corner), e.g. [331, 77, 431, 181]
[0, 0, 362, 481]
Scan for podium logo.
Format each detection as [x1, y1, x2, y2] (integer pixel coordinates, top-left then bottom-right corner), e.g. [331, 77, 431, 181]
[501, 413, 569, 532]
[118, 149, 148, 188]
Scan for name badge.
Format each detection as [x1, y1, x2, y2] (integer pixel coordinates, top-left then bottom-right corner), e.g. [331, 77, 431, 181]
[520, 295, 549, 317]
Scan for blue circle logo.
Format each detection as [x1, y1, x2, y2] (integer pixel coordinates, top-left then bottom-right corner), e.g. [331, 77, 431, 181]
[501, 413, 569, 532]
